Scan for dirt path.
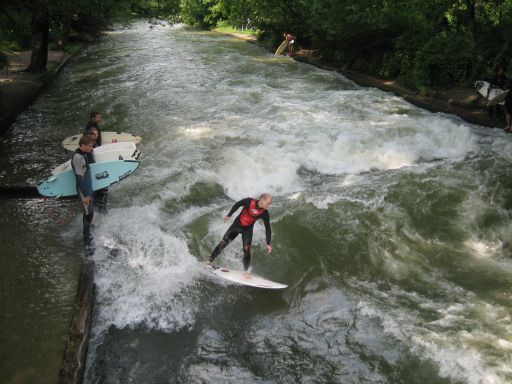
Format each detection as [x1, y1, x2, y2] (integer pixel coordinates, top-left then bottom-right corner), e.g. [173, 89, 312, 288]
[0, 50, 73, 134]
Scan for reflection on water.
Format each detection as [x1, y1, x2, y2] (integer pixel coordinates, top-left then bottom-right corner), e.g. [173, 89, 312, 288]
[0, 198, 81, 384]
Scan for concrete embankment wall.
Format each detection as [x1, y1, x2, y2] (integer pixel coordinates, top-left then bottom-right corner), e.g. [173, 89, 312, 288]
[58, 260, 94, 384]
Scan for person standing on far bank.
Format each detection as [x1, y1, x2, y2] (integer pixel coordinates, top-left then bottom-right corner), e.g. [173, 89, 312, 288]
[286, 32, 296, 56]
[206, 194, 273, 278]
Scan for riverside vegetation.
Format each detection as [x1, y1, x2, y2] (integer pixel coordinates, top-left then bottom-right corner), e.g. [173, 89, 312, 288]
[2, 0, 512, 93]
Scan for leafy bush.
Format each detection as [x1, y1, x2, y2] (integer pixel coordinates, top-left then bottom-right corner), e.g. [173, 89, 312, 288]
[180, 0, 219, 28]
[412, 32, 473, 89]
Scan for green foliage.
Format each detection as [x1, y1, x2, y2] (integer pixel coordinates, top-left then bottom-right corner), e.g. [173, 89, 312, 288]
[214, 20, 257, 35]
[3, 0, 512, 90]
[180, 0, 220, 28]
[131, 0, 180, 18]
[174, 0, 512, 91]
[0, 2, 34, 51]
[412, 31, 473, 88]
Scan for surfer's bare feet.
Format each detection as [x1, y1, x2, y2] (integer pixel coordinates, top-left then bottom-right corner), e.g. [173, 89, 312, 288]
[243, 271, 252, 279]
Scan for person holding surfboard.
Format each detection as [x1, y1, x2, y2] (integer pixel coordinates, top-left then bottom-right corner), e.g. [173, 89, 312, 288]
[83, 126, 109, 212]
[206, 193, 273, 278]
[71, 135, 96, 247]
[286, 32, 296, 56]
[85, 127, 100, 147]
[275, 32, 295, 56]
[84, 111, 103, 146]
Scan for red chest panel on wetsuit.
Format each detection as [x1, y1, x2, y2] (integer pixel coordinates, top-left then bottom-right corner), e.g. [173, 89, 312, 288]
[239, 199, 265, 227]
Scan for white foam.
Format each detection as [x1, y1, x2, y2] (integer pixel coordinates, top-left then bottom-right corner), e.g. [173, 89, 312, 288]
[464, 238, 503, 259]
[217, 146, 302, 198]
[78, 22, 511, 382]
[206, 104, 478, 199]
[91, 204, 201, 337]
[354, 284, 512, 384]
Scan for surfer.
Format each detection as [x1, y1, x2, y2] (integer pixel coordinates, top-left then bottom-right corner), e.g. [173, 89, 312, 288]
[84, 126, 108, 211]
[286, 32, 296, 56]
[84, 127, 100, 147]
[84, 111, 103, 146]
[206, 193, 273, 278]
[72, 135, 96, 247]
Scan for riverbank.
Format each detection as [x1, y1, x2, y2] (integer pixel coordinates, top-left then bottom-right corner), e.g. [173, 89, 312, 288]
[0, 50, 74, 135]
[224, 32, 504, 130]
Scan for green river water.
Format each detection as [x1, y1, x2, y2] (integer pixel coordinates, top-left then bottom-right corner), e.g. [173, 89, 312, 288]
[1, 21, 512, 384]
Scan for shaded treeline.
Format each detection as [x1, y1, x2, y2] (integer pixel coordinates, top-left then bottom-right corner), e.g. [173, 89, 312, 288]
[180, 0, 512, 91]
[2, 0, 512, 91]
[0, 0, 179, 72]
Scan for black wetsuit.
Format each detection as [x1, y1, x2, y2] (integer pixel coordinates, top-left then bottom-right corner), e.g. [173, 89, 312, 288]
[85, 121, 109, 211]
[84, 121, 102, 146]
[491, 73, 508, 90]
[505, 80, 512, 114]
[489, 73, 508, 120]
[209, 198, 271, 271]
[71, 149, 95, 246]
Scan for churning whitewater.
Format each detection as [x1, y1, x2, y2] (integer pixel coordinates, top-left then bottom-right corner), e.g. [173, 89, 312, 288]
[51, 22, 512, 383]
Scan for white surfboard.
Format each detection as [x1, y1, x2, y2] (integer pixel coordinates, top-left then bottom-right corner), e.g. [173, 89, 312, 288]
[51, 142, 141, 175]
[62, 131, 142, 151]
[275, 39, 289, 55]
[204, 264, 287, 289]
[489, 89, 509, 106]
[475, 81, 508, 106]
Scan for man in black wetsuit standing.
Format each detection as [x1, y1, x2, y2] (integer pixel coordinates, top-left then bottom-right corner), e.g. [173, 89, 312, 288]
[72, 135, 95, 248]
[206, 193, 273, 278]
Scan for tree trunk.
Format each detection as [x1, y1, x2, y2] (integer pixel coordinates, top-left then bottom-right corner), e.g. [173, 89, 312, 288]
[25, 9, 49, 73]
[464, 0, 478, 80]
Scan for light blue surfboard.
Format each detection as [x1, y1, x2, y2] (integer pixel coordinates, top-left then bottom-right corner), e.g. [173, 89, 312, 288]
[37, 160, 139, 197]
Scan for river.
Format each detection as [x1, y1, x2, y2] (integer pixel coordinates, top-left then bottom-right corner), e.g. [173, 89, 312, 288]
[1, 21, 512, 384]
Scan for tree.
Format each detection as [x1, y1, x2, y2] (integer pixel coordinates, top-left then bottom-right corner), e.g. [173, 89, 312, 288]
[25, 1, 49, 73]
